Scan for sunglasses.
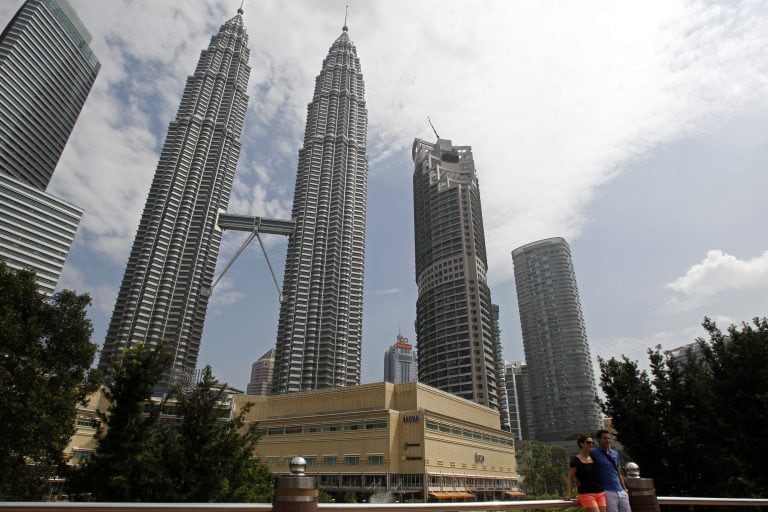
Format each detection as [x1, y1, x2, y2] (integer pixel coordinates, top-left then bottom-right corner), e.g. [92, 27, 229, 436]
[584, 440, 594, 445]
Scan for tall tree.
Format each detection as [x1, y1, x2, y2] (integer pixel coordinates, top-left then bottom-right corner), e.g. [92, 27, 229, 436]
[599, 317, 768, 497]
[72, 341, 172, 501]
[517, 441, 569, 496]
[169, 367, 273, 502]
[73, 348, 273, 502]
[0, 262, 98, 500]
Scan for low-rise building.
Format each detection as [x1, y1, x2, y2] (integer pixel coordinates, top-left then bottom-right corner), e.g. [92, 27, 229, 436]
[235, 381, 519, 502]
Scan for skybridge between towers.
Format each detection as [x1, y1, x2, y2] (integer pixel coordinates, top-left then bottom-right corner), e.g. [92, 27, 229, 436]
[217, 212, 295, 236]
[208, 212, 295, 300]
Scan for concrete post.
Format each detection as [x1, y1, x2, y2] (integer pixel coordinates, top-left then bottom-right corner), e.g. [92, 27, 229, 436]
[624, 463, 660, 512]
[273, 457, 318, 512]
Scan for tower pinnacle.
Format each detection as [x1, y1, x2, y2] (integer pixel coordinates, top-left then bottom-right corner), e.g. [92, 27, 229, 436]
[343, 5, 348, 31]
[238, 0, 244, 15]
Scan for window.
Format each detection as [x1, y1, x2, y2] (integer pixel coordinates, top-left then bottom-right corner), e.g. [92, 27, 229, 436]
[368, 455, 384, 465]
[323, 456, 337, 466]
[304, 456, 316, 466]
[344, 455, 359, 466]
[266, 457, 278, 467]
[71, 449, 91, 463]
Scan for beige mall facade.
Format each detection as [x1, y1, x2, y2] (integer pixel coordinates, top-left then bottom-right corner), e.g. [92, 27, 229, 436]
[235, 381, 520, 502]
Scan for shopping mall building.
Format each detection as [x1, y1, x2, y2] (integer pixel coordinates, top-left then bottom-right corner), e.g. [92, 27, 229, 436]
[235, 381, 520, 502]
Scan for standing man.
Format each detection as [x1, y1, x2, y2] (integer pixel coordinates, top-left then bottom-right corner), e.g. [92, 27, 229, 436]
[591, 429, 632, 512]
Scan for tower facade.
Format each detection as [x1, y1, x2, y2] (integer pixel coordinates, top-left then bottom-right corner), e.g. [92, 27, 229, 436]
[511, 237, 601, 442]
[246, 348, 275, 396]
[272, 25, 368, 393]
[412, 138, 505, 418]
[101, 10, 251, 382]
[0, 173, 82, 295]
[0, 0, 100, 190]
[384, 334, 417, 384]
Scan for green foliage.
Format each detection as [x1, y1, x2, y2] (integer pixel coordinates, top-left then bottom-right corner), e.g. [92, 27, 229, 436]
[599, 317, 768, 497]
[0, 262, 98, 500]
[516, 441, 569, 495]
[72, 346, 273, 502]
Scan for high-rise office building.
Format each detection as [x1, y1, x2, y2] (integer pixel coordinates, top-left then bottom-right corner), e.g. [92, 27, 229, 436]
[511, 237, 601, 442]
[412, 138, 505, 420]
[246, 349, 275, 396]
[0, 173, 82, 295]
[272, 23, 368, 394]
[0, 0, 100, 190]
[101, 8, 251, 384]
[384, 334, 418, 384]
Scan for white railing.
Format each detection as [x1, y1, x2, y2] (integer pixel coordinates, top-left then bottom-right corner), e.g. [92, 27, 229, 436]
[2, 498, 768, 512]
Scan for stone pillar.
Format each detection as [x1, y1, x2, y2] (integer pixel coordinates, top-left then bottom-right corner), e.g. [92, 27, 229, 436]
[273, 457, 318, 512]
[625, 463, 660, 512]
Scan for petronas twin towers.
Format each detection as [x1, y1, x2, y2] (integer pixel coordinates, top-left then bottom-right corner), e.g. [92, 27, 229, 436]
[101, 9, 368, 393]
[102, 6, 507, 424]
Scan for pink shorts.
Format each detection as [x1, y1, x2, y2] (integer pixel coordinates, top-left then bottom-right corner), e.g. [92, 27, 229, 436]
[578, 492, 607, 509]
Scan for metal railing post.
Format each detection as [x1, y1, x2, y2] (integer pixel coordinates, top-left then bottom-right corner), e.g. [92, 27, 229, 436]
[273, 456, 318, 512]
[625, 463, 660, 512]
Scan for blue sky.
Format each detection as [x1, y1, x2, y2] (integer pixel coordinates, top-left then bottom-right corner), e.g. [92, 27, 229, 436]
[3, 0, 767, 391]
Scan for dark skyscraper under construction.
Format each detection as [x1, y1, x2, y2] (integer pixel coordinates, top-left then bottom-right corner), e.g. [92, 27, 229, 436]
[101, 8, 251, 383]
[272, 23, 368, 393]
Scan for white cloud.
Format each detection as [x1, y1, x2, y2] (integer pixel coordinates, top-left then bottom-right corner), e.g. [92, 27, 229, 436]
[368, 288, 401, 296]
[666, 249, 768, 299]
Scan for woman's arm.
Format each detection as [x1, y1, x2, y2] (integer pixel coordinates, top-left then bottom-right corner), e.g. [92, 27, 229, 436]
[565, 466, 578, 499]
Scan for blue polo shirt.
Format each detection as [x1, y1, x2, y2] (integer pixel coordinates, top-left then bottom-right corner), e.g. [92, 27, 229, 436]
[590, 447, 624, 491]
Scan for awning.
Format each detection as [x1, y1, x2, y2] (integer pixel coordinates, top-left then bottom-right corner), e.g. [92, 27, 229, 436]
[505, 491, 526, 497]
[429, 491, 475, 500]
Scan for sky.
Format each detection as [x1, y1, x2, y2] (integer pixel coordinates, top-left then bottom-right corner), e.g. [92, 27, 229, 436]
[3, 0, 768, 392]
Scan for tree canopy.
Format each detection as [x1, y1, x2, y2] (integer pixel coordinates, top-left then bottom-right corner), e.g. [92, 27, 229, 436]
[72, 343, 273, 502]
[599, 317, 768, 497]
[517, 440, 569, 496]
[0, 262, 98, 500]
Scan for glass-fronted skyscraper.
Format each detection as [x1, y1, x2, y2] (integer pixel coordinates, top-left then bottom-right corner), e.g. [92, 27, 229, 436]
[0, 0, 100, 190]
[272, 24, 368, 393]
[101, 8, 251, 385]
[511, 237, 601, 442]
[412, 138, 506, 422]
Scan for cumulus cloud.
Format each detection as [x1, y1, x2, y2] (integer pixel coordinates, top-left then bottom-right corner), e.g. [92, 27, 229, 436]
[667, 249, 768, 299]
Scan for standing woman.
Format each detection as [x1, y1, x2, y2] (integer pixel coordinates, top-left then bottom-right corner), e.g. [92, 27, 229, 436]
[565, 434, 607, 512]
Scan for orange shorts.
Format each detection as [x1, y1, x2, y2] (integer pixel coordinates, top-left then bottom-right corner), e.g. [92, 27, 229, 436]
[578, 492, 607, 509]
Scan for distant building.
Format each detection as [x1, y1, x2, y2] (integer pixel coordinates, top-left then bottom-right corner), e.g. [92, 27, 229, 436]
[412, 137, 507, 426]
[511, 237, 601, 443]
[503, 361, 535, 441]
[246, 349, 275, 396]
[237, 381, 519, 502]
[384, 334, 418, 384]
[0, 0, 100, 190]
[101, 7, 251, 389]
[0, 173, 82, 295]
[491, 305, 512, 432]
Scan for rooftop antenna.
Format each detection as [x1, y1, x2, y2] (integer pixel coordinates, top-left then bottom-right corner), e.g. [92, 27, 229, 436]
[427, 115, 440, 140]
[343, 5, 349, 31]
[237, 0, 244, 14]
